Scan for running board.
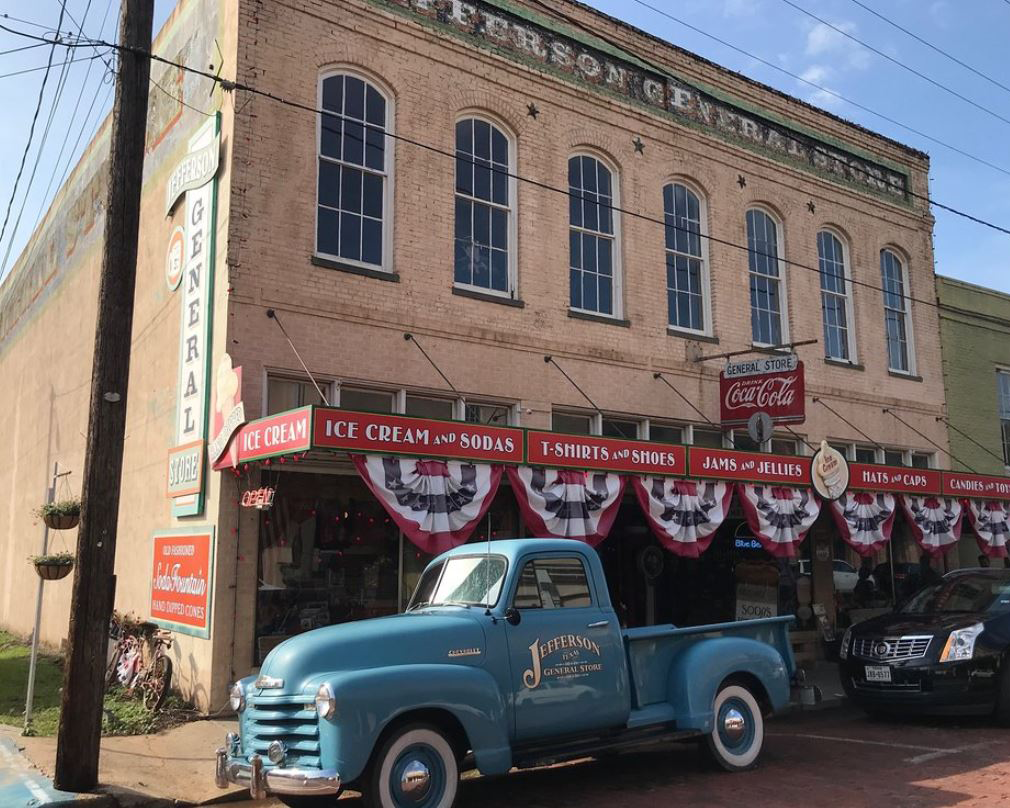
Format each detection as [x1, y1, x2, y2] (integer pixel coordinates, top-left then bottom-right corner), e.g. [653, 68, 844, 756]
[511, 724, 701, 770]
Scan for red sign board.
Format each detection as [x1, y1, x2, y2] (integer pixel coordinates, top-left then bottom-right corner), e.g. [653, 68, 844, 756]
[689, 447, 809, 485]
[720, 362, 805, 426]
[313, 408, 524, 464]
[214, 406, 313, 469]
[942, 472, 1010, 500]
[526, 431, 686, 475]
[150, 529, 214, 638]
[849, 463, 942, 495]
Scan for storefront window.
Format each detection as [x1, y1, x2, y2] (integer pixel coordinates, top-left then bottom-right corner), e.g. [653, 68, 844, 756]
[553, 411, 593, 434]
[884, 449, 905, 466]
[405, 395, 454, 419]
[770, 438, 798, 455]
[465, 402, 512, 425]
[602, 417, 639, 439]
[855, 446, 877, 463]
[267, 377, 330, 415]
[340, 387, 394, 413]
[911, 452, 932, 469]
[691, 427, 724, 448]
[649, 422, 683, 444]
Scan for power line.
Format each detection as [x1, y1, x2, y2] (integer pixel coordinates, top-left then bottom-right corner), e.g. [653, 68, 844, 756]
[2, 22, 1007, 316]
[626, 0, 1010, 180]
[0, 3, 68, 259]
[0, 42, 50, 57]
[778, 0, 1010, 129]
[0, 52, 108, 81]
[846, 0, 1010, 97]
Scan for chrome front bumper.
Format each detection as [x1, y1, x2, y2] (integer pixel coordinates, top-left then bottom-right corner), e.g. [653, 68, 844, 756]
[216, 745, 341, 799]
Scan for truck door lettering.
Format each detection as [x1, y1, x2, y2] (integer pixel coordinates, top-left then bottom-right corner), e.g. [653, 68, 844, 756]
[522, 634, 603, 689]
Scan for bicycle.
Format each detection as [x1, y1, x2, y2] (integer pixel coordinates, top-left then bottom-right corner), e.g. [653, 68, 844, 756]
[105, 614, 174, 712]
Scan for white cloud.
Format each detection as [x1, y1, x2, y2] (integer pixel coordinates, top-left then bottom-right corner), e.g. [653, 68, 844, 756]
[797, 66, 842, 109]
[722, 0, 760, 18]
[929, 1, 951, 28]
[804, 20, 872, 71]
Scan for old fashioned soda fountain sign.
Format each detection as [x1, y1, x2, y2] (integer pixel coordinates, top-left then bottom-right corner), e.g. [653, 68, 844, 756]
[719, 354, 805, 427]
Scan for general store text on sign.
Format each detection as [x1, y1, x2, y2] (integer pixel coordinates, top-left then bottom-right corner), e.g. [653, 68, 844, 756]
[526, 431, 686, 475]
[719, 361, 805, 426]
[150, 529, 214, 637]
[724, 354, 798, 379]
[314, 408, 524, 463]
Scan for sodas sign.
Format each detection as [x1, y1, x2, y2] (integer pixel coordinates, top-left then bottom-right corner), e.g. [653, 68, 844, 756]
[720, 361, 805, 426]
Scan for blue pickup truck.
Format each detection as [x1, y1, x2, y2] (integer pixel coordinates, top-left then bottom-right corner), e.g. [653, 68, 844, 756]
[216, 539, 795, 807]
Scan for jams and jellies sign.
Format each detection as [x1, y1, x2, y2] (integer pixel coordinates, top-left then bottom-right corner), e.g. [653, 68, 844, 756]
[689, 447, 809, 485]
[720, 354, 805, 426]
[150, 528, 215, 638]
[526, 431, 686, 475]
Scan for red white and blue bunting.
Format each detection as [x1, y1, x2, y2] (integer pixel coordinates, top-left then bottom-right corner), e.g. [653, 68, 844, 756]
[352, 455, 502, 555]
[965, 499, 1010, 559]
[631, 477, 733, 558]
[900, 495, 964, 556]
[506, 466, 625, 546]
[737, 484, 821, 558]
[829, 492, 897, 557]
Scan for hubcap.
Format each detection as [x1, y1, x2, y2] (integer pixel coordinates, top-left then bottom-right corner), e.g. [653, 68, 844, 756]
[400, 760, 431, 802]
[717, 697, 756, 753]
[722, 708, 746, 743]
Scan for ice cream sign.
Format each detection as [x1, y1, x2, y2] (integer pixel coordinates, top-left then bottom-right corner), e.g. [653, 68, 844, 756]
[810, 441, 849, 501]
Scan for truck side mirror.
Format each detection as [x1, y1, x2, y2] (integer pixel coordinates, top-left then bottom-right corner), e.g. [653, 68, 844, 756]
[504, 607, 521, 626]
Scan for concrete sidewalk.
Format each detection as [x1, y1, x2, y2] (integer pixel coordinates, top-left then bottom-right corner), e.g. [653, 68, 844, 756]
[1, 719, 247, 806]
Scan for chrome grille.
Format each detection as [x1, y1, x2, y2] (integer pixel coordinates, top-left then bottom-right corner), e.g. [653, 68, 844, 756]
[852, 635, 932, 661]
[245, 696, 320, 769]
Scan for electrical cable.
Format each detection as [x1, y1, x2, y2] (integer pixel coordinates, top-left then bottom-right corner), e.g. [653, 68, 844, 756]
[884, 407, 978, 473]
[0, 52, 107, 81]
[0, 42, 50, 57]
[777, 0, 1010, 129]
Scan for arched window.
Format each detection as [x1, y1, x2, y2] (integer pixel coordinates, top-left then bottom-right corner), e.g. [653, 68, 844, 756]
[881, 249, 913, 373]
[663, 182, 706, 333]
[569, 154, 619, 316]
[454, 117, 514, 294]
[817, 230, 854, 361]
[316, 72, 390, 269]
[746, 209, 785, 345]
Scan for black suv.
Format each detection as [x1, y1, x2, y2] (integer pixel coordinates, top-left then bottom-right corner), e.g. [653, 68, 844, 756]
[839, 568, 1010, 719]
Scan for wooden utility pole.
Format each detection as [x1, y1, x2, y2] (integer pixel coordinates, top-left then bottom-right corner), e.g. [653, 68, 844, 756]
[54, 1, 153, 792]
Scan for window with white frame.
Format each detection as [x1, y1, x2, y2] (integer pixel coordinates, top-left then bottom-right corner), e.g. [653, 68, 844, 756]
[833, 441, 933, 468]
[818, 230, 853, 361]
[454, 117, 513, 294]
[664, 182, 706, 333]
[998, 370, 1010, 465]
[880, 249, 913, 373]
[339, 387, 394, 413]
[747, 209, 784, 345]
[569, 155, 618, 316]
[267, 376, 331, 416]
[317, 72, 389, 268]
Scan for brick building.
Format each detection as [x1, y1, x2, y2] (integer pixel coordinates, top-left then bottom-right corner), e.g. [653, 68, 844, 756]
[2, 0, 992, 709]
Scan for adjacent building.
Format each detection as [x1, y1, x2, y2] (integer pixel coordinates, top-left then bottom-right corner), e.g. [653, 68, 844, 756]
[4, 0, 992, 709]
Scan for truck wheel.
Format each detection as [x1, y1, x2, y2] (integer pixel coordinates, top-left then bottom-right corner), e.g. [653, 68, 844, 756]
[704, 683, 764, 772]
[366, 724, 459, 808]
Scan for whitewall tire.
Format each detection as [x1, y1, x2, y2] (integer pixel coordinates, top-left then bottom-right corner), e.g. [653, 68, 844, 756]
[704, 684, 764, 771]
[367, 724, 459, 808]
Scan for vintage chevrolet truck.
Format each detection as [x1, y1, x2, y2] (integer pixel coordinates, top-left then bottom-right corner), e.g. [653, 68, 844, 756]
[216, 539, 796, 807]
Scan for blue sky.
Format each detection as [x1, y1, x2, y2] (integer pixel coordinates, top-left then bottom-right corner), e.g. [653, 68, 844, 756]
[0, 0, 1007, 290]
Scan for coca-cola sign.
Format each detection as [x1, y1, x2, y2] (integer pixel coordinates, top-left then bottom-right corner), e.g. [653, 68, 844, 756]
[720, 361, 805, 426]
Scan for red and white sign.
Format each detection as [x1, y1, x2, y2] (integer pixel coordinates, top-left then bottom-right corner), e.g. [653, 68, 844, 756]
[150, 528, 214, 638]
[214, 406, 313, 469]
[689, 447, 808, 485]
[314, 408, 523, 464]
[208, 355, 245, 466]
[849, 463, 942, 495]
[526, 431, 686, 475]
[942, 472, 1010, 500]
[720, 360, 805, 426]
[241, 487, 276, 509]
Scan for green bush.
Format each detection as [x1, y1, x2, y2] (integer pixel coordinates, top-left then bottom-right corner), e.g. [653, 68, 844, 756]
[29, 552, 75, 566]
[33, 499, 81, 519]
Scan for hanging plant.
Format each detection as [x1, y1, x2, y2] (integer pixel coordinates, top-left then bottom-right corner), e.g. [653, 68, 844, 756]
[30, 552, 75, 580]
[34, 498, 81, 530]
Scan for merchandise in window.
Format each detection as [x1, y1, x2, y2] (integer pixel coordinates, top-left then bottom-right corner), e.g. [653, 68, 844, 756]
[569, 155, 617, 316]
[664, 183, 705, 332]
[747, 209, 783, 346]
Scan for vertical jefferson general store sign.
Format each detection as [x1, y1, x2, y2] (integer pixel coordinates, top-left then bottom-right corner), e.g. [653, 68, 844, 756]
[165, 115, 221, 517]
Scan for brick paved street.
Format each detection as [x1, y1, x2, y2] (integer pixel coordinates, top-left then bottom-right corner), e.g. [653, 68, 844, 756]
[265, 706, 1010, 808]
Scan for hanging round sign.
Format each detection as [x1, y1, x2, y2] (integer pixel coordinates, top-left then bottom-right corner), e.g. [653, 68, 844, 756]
[810, 440, 850, 501]
[165, 225, 186, 291]
[746, 411, 774, 444]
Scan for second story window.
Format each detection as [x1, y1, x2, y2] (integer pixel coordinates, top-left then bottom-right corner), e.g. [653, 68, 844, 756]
[454, 117, 513, 294]
[569, 154, 618, 317]
[818, 230, 853, 361]
[317, 72, 389, 270]
[747, 209, 784, 346]
[880, 249, 912, 373]
[664, 182, 706, 333]
[998, 370, 1010, 465]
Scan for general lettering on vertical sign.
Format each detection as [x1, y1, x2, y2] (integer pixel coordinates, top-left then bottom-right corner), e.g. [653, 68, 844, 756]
[719, 355, 805, 426]
[165, 115, 221, 517]
[150, 527, 215, 639]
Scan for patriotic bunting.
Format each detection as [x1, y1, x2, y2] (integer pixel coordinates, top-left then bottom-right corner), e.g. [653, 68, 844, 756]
[631, 477, 732, 558]
[506, 466, 625, 546]
[829, 492, 897, 557]
[352, 455, 502, 555]
[965, 500, 1010, 559]
[900, 495, 963, 556]
[737, 484, 821, 558]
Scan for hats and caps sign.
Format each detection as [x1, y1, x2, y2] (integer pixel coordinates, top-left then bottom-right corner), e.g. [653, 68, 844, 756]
[720, 354, 805, 427]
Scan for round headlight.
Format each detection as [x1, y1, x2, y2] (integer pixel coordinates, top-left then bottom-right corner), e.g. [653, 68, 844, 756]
[229, 682, 246, 712]
[315, 683, 336, 719]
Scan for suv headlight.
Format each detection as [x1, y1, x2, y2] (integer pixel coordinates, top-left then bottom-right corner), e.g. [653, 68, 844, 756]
[839, 627, 852, 660]
[315, 683, 336, 719]
[229, 681, 246, 712]
[939, 623, 984, 663]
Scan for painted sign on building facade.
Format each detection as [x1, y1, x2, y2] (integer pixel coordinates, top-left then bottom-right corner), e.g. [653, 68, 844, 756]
[526, 431, 686, 475]
[166, 116, 221, 517]
[150, 527, 215, 638]
[720, 358, 805, 426]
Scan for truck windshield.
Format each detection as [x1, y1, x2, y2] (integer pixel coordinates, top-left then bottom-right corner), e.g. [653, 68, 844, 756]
[900, 572, 1010, 615]
[407, 556, 507, 610]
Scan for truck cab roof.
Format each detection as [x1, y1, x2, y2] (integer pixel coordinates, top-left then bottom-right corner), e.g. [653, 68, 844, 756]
[441, 538, 593, 563]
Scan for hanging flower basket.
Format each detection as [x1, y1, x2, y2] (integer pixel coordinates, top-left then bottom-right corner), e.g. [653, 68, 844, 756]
[31, 553, 75, 581]
[34, 499, 81, 531]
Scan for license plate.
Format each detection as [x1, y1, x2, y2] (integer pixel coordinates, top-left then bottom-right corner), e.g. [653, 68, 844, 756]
[865, 665, 892, 683]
